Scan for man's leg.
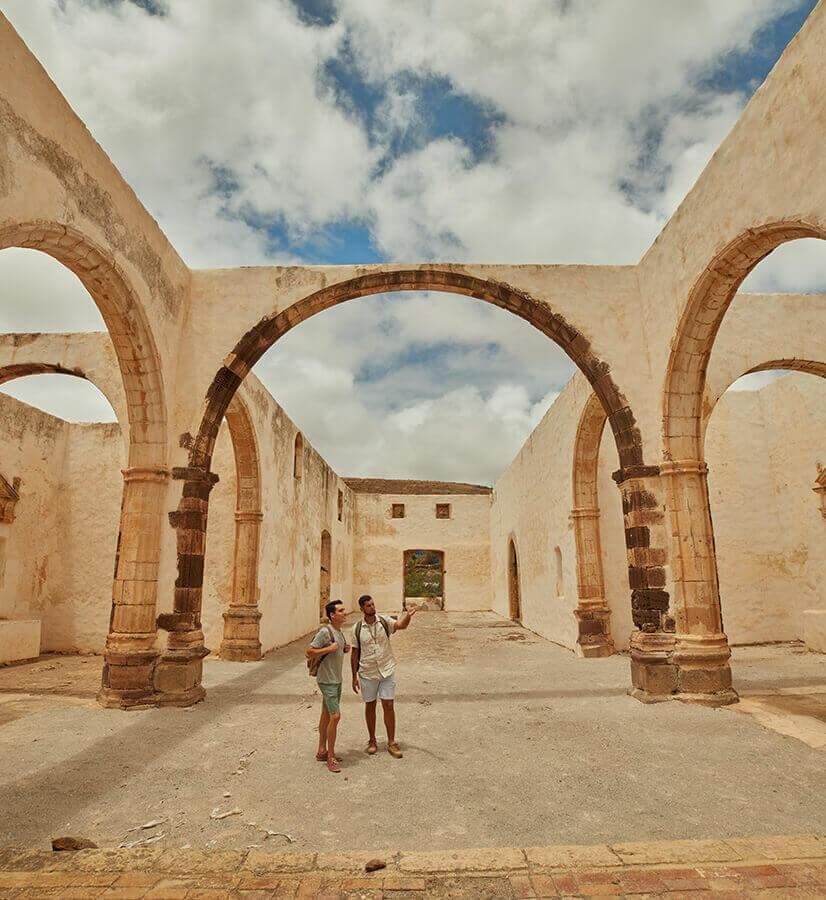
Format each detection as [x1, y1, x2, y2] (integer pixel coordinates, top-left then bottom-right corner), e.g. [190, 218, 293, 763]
[326, 711, 341, 761]
[381, 698, 396, 744]
[317, 704, 330, 759]
[360, 676, 379, 752]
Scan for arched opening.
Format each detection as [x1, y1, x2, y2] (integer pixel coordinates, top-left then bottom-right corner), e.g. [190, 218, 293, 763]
[319, 530, 332, 620]
[570, 391, 615, 658]
[0, 231, 169, 709]
[0, 369, 124, 660]
[214, 394, 263, 662]
[167, 270, 662, 705]
[662, 224, 826, 704]
[508, 538, 521, 623]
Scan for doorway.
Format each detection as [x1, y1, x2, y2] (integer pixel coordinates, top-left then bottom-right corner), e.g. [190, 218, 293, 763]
[403, 549, 445, 610]
[508, 539, 521, 622]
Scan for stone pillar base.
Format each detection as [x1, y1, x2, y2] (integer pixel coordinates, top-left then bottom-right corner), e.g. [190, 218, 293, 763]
[673, 633, 739, 706]
[629, 629, 677, 703]
[98, 646, 160, 709]
[220, 607, 262, 662]
[153, 627, 209, 707]
[574, 602, 614, 658]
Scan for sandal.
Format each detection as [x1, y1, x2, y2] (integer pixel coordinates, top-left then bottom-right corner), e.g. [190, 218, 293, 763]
[387, 742, 404, 759]
[326, 756, 342, 773]
[315, 751, 328, 761]
[366, 742, 378, 755]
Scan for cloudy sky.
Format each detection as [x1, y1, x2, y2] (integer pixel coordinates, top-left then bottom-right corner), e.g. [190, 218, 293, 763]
[1, 0, 824, 482]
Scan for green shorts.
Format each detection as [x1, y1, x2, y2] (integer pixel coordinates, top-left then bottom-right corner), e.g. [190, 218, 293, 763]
[319, 682, 342, 714]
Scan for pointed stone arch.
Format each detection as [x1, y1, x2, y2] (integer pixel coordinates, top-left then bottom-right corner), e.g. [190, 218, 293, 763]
[0, 224, 169, 708]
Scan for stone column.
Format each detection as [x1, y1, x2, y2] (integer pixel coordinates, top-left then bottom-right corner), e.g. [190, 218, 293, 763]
[660, 459, 737, 706]
[613, 466, 680, 702]
[154, 467, 216, 707]
[98, 465, 169, 709]
[220, 510, 263, 661]
[570, 506, 614, 657]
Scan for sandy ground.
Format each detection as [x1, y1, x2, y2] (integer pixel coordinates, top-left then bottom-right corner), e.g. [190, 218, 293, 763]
[0, 612, 825, 854]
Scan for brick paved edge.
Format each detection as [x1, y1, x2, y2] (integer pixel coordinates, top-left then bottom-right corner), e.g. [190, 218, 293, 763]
[0, 834, 824, 878]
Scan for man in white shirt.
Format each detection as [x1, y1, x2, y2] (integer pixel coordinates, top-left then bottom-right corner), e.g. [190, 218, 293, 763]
[350, 594, 417, 758]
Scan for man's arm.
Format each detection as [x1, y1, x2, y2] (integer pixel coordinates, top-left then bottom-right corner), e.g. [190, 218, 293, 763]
[350, 643, 360, 692]
[393, 606, 419, 631]
[306, 632, 338, 659]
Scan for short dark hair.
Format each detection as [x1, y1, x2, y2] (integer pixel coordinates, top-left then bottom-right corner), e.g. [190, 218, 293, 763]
[325, 600, 343, 620]
[358, 595, 373, 609]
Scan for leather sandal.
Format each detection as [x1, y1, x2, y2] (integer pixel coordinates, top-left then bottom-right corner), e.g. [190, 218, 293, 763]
[366, 741, 378, 755]
[387, 742, 403, 759]
[326, 756, 342, 773]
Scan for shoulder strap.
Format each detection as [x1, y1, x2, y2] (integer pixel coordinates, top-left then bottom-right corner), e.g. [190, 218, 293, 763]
[355, 620, 363, 652]
[379, 615, 391, 638]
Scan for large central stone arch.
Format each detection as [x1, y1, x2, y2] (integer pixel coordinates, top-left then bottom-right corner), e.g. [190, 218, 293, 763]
[159, 269, 667, 705]
[0, 224, 170, 708]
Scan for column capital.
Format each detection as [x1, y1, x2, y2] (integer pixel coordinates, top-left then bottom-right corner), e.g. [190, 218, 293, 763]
[659, 459, 708, 477]
[570, 506, 600, 520]
[122, 465, 171, 484]
[234, 509, 264, 523]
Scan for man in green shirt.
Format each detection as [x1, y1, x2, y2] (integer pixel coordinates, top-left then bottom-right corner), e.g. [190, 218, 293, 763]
[307, 599, 349, 773]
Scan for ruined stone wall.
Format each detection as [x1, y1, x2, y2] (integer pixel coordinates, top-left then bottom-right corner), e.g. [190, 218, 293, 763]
[351, 491, 492, 612]
[706, 375, 826, 644]
[0, 393, 66, 631]
[492, 372, 826, 653]
[490, 378, 592, 649]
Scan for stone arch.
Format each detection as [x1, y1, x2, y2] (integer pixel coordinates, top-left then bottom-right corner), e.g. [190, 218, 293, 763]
[661, 222, 826, 705]
[507, 537, 521, 623]
[0, 224, 170, 708]
[570, 391, 614, 657]
[218, 393, 263, 662]
[163, 270, 664, 705]
[0, 362, 125, 441]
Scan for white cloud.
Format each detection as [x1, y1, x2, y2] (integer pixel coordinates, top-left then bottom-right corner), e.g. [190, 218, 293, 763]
[1, 0, 816, 480]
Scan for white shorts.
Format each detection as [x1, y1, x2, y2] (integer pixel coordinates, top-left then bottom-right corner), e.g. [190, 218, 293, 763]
[359, 674, 396, 703]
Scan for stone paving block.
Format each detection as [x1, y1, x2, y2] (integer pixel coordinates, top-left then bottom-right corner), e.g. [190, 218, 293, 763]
[509, 874, 535, 898]
[243, 851, 316, 873]
[398, 847, 526, 872]
[528, 873, 558, 897]
[611, 838, 742, 865]
[157, 850, 245, 875]
[381, 875, 425, 891]
[315, 849, 396, 871]
[724, 834, 826, 860]
[525, 844, 621, 869]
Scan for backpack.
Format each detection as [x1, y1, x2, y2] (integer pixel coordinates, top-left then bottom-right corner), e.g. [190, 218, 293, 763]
[354, 616, 391, 654]
[307, 624, 335, 677]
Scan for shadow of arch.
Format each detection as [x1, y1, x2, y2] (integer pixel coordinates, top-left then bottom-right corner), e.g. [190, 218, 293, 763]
[162, 269, 666, 706]
[0, 224, 170, 708]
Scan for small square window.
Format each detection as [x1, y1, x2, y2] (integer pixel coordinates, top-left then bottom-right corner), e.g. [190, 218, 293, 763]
[435, 503, 451, 519]
[391, 503, 405, 519]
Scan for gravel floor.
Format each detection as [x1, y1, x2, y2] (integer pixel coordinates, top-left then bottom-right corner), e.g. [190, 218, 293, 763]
[0, 612, 824, 853]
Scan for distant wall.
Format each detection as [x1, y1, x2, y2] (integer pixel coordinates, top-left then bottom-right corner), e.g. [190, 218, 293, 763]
[706, 375, 826, 644]
[0, 392, 123, 652]
[351, 491, 491, 613]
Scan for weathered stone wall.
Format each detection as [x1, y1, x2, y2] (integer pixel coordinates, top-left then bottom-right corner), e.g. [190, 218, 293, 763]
[350, 487, 492, 612]
[707, 375, 826, 645]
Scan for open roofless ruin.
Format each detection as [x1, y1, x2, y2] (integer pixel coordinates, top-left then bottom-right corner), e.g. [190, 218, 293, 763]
[1, 3, 826, 726]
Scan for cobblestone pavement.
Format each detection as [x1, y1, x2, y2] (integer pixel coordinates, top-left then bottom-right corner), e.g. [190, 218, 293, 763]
[1, 835, 826, 897]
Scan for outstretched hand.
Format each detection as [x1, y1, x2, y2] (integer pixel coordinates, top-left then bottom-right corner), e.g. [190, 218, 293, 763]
[352, 676, 360, 694]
